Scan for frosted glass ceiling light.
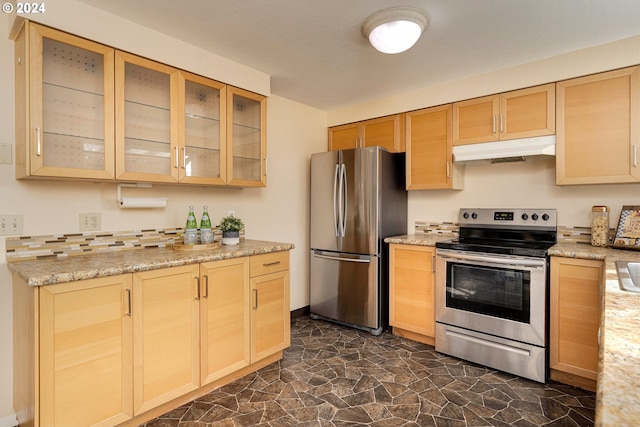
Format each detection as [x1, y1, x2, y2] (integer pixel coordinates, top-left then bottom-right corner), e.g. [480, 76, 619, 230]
[362, 7, 428, 54]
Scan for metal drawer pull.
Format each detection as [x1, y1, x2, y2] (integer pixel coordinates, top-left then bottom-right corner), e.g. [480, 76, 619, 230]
[195, 276, 201, 300]
[253, 289, 258, 309]
[204, 275, 209, 298]
[125, 289, 132, 317]
[263, 261, 281, 267]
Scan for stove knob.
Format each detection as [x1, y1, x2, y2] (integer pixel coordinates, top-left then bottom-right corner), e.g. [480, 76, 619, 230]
[521, 213, 529, 220]
[463, 212, 469, 219]
[471, 212, 478, 220]
[542, 213, 550, 221]
[532, 213, 539, 221]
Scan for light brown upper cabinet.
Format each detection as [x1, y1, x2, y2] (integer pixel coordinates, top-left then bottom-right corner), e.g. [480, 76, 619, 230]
[453, 83, 555, 145]
[14, 22, 116, 180]
[179, 72, 228, 185]
[556, 66, 640, 185]
[226, 86, 267, 187]
[405, 104, 463, 190]
[115, 51, 180, 183]
[328, 114, 405, 152]
[15, 22, 266, 187]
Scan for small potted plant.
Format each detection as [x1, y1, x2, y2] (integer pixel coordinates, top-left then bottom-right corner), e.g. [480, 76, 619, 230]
[219, 215, 244, 245]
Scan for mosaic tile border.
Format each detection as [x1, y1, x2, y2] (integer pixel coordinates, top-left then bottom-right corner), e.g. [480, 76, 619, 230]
[5, 227, 245, 261]
[415, 221, 459, 235]
[415, 222, 602, 245]
[557, 225, 615, 245]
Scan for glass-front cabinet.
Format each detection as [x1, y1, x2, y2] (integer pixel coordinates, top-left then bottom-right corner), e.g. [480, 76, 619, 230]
[16, 23, 115, 180]
[115, 51, 179, 183]
[179, 72, 227, 185]
[227, 87, 266, 187]
[15, 22, 267, 187]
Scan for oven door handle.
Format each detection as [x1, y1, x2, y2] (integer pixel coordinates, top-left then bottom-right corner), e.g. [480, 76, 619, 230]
[438, 252, 545, 267]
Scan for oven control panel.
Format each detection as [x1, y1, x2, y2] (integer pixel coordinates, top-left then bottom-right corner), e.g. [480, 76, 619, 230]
[459, 208, 557, 227]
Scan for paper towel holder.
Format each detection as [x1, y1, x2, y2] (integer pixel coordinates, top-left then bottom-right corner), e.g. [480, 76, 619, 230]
[117, 183, 168, 209]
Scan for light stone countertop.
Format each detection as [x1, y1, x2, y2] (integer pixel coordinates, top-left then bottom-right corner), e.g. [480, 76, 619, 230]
[7, 239, 294, 287]
[386, 236, 640, 427]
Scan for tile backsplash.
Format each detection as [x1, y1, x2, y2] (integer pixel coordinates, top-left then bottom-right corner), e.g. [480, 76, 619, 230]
[5, 227, 244, 261]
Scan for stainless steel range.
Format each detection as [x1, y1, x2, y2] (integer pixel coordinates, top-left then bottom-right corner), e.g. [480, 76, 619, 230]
[435, 208, 557, 383]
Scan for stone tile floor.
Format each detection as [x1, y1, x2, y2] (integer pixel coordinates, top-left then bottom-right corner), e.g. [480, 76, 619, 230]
[140, 317, 596, 427]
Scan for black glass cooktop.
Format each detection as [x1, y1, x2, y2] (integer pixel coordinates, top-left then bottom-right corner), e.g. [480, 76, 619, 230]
[435, 226, 556, 258]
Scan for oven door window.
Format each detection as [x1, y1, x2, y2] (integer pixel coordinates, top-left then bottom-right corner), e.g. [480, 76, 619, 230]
[445, 262, 530, 323]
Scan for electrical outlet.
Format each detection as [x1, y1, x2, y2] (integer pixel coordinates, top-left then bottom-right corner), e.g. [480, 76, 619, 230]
[0, 214, 24, 235]
[79, 212, 101, 231]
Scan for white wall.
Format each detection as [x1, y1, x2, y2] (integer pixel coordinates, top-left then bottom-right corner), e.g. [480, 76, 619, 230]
[0, 10, 326, 420]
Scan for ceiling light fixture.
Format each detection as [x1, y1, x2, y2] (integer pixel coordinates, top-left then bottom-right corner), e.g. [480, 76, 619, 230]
[362, 7, 429, 54]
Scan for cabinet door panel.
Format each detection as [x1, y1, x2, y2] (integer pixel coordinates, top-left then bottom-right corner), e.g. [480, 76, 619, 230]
[200, 258, 250, 384]
[115, 51, 179, 183]
[133, 265, 200, 414]
[362, 114, 405, 152]
[39, 275, 132, 427]
[389, 245, 435, 337]
[406, 105, 462, 190]
[550, 257, 603, 381]
[23, 23, 115, 180]
[226, 86, 266, 187]
[453, 95, 499, 145]
[251, 270, 290, 362]
[557, 67, 640, 184]
[179, 72, 227, 185]
[501, 84, 555, 139]
[328, 124, 359, 151]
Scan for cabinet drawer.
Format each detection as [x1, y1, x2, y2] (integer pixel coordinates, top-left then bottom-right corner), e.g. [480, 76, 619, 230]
[250, 251, 289, 277]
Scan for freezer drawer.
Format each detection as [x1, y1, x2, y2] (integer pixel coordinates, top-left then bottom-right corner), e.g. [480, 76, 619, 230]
[310, 250, 380, 331]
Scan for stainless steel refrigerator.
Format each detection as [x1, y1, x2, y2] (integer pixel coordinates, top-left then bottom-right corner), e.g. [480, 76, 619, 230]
[309, 147, 407, 335]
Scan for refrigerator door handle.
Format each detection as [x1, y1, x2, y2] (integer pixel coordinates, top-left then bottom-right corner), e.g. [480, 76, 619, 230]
[333, 164, 340, 237]
[340, 163, 347, 237]
[312, 252, 371, 263]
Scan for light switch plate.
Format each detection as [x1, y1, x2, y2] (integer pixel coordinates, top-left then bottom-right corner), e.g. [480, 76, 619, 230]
[0, 144, 11, 164]
[0, 215, 23, 235]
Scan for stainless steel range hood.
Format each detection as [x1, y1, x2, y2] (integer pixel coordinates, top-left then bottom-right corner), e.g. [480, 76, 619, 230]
[453, 135, 556, 164]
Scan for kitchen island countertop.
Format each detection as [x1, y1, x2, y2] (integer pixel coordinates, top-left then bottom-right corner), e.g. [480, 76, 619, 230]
[7, 239, 294, 287]
[386, 235, 640, 427]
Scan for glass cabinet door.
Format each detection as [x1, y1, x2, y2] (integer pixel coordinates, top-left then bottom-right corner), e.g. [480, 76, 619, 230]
[28, 24, 115, 179]
[115, 51, 178, 182]
[226, 87, 266, 187]
[179, 72, 227, 185]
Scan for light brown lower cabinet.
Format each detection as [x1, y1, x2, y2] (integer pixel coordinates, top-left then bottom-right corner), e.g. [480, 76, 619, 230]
[200, 257, 251, 385]
[12, 251, 290, 427]
[389, 244, 436, 345]
[549, 256, 603, 391]
[250, 252, 291, 361]
[133, 265, 201, 415]
[38, 275, 134, 427]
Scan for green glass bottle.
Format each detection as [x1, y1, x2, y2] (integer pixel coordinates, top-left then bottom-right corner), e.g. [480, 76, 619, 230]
[200, 205, 214, 243]
[184, 205, 198, 245]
